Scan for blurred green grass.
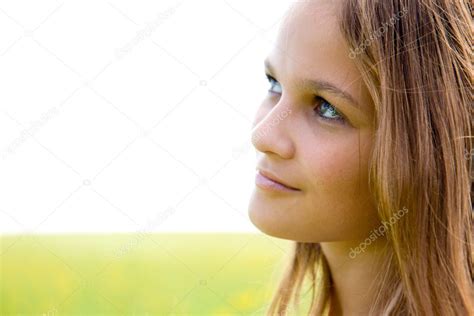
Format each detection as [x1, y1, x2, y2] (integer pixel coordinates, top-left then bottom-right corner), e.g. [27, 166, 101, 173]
[0, 233, 297, 315]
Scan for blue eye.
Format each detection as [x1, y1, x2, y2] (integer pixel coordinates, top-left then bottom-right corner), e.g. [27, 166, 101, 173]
[264, 73, 346, 125]
[265, 74, 282, 94]
[315, 98, 345, 123]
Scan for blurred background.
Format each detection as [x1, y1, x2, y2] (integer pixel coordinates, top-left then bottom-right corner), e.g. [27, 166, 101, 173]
[0, 0, 308, 314]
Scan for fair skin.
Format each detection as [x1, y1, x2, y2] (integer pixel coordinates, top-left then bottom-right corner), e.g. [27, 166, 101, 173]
[248, 1, 388, 315]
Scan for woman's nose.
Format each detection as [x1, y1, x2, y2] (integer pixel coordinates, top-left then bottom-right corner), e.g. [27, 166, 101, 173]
[250, 101, 295, 159]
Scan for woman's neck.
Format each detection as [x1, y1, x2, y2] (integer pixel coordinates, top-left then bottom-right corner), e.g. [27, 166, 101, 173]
[320, 237, 388, 316]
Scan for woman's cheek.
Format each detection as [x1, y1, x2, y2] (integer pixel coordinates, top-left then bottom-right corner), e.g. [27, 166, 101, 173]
[303, 137, 359, 192]
[301, 137, 377, 239]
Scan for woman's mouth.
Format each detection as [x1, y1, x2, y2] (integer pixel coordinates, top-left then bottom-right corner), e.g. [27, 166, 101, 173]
[255, 170, 301, 193]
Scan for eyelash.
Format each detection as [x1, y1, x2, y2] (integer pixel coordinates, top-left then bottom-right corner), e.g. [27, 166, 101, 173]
[265, 74, 346, 125]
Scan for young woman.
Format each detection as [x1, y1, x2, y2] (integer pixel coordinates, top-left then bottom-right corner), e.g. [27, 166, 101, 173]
[248, 0, 473, 315]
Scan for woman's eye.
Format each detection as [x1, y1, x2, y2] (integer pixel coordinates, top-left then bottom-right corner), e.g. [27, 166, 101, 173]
[265, 74, 282, 94]
[263, 74, 346, 125]
[315, 97, 346, 124]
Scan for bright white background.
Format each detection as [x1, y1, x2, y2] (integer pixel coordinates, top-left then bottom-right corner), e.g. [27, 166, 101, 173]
[0, 0, 294, 233]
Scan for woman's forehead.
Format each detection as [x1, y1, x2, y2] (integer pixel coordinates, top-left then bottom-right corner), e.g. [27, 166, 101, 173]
[267, 0, 375, 120]
[275, 8, 351, 69]
[274, 2, 350, 72]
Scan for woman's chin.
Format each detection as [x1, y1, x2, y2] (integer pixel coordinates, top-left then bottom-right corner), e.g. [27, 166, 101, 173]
[247, 190, 303, 241]
[248, 192, 285, 238]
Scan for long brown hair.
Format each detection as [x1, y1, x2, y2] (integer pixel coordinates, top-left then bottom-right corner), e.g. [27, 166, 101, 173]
[267, 0, 473, 315]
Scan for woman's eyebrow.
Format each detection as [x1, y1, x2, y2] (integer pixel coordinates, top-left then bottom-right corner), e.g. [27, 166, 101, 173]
[299, 78, 361, 109]
[264, 58, 363, 111]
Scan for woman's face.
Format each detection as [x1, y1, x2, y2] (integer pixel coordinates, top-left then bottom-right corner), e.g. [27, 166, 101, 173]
[248, 0, 379, 243]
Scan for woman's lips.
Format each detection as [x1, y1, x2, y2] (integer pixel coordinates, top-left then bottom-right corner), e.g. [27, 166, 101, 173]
[255, 170, 301, 192]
